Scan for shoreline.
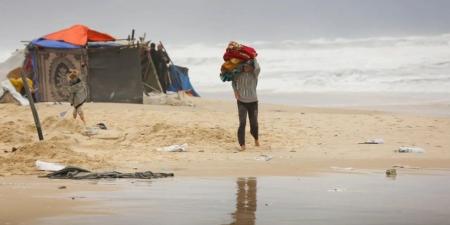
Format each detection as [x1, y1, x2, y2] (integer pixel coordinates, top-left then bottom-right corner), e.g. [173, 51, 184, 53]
[200, 91, 450, 117]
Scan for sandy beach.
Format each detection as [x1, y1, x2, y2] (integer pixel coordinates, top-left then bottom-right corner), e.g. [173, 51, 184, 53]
[1, 97, 450, 224]
[1, 97, 449, 177]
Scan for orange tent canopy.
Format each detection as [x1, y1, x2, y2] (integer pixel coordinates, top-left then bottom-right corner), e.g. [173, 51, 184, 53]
[44, 24, 115, 46]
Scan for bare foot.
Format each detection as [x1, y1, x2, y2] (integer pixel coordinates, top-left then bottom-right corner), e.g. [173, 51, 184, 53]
[255, 140, 260, 147]
[240, 145, 246, 151]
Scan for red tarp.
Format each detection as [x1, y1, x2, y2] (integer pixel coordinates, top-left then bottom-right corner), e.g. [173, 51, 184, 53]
[44, 24, 115, 46]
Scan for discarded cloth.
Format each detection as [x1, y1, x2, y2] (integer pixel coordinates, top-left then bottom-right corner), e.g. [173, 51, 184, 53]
[42, 166, 174, 180]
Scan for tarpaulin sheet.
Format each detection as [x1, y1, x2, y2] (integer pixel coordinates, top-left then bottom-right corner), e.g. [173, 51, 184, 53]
[44, 24, 115, 46]
[88, 47, 143, 103]
[167, 65, 200, 97]
[31, 39, 80, 49]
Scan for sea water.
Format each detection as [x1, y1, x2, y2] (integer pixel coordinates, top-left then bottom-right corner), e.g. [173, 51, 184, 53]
[167, 34, 450, 105]
[40, 172, 450, 225]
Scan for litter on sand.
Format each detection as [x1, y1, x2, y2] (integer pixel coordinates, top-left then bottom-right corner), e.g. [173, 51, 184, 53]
[157, 143, 188, 152]
[397, 146, 425, 153]
[96, 123, 107, 130]
[328, 187, 346, 192]
[35, 160, 66, 171]
[359, 138, 385, 144]
[330, 167, 354, 171]
[255, 155, 273, 161]
[41, 166, 174, 180]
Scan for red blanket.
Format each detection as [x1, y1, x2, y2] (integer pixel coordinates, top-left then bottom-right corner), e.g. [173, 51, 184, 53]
[223, 43, 257, 61]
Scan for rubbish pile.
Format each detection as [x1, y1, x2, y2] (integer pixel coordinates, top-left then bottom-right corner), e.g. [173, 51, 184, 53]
[220, 41, 257, 82]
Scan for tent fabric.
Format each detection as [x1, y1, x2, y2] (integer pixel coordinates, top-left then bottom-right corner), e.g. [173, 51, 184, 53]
[167, 65, 200, 97]
[44, 24, 115, 46]
[31, 38, 80, 49]
[88, 47, 143, 103]
[0, 80, 29, 105]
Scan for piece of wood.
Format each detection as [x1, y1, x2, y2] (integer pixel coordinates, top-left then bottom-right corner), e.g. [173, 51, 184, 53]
[20, 51, 44, 140]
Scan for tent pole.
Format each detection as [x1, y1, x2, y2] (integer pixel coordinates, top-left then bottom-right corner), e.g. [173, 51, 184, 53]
[21, 50, 44, 141]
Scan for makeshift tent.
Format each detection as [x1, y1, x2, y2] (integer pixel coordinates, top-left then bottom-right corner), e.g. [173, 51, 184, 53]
[1, 24, 199, 105]
[23, 25, 146, 103]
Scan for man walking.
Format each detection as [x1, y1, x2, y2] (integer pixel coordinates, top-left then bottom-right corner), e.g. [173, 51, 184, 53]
[232, 59, 261, 151]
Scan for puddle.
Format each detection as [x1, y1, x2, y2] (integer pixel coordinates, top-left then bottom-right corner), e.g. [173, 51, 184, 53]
[39, 172, 450, 225]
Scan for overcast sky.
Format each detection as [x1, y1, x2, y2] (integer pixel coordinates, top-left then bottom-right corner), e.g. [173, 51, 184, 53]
[1, 0, 450, 51]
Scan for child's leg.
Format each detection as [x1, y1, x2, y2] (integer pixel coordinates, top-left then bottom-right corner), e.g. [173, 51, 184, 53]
[73, 107, 77, 119]
[78, 106, 86, 126]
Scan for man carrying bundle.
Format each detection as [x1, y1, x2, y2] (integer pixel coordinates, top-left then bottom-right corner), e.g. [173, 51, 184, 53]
[222, 41, 260, 151]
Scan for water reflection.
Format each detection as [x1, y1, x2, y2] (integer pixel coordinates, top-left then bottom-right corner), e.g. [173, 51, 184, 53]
[228, 177, 257, 225]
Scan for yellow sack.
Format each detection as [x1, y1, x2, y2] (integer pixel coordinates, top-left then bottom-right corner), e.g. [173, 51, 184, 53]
[9, 77, 33, 93]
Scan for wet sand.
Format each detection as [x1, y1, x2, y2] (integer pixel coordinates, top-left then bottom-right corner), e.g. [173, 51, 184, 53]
[3, 171, 449, 225]
[0, 176, 114, 225]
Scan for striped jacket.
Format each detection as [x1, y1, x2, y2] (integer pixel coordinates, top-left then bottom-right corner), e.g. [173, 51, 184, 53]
[232, 59, 260, 103]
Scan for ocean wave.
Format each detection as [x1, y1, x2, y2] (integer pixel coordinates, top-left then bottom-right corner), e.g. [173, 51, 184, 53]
[167, 34, 450, 93]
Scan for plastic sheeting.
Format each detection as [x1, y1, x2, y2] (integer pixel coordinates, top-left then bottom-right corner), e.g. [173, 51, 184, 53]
[44, 24, 115, 46]
[0, 49, 25, 81]
[88, 47, 143, 103]
[31, 38, 80, 49]
[167, 65, 200, 97]
[0, 79, 29, 105]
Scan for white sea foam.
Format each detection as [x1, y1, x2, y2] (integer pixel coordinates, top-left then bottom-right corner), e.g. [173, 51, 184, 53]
[167, 34, 450, 94]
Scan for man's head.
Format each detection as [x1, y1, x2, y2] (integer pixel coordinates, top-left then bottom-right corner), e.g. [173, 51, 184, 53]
[67, 69, 79, 80]
[150, 43, 156, 50]
[243, 60, 254, 73]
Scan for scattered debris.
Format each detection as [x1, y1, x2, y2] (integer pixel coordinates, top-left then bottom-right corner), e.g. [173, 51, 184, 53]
[255, 155, 273, 161]
[96, 123, 107, 130]
[59, 110, 68, 118]
[330, 167, 353, 172]
[198, 150, 204, 152]
[58, 185, 67, 189]
[35, 160, 66, 171]
[157, 143, 188, 152]
[359, 138, 385, 144]
[392, 165, 421, 169]
[397, 146, 425, 153]
[290, 150, 296, 152]
[83, 127, 99, 136]
[328, 187, 346, 192]
[42, 166, 174, 180]
[386, 169, 397, 177]
[11, 147, 17, 152]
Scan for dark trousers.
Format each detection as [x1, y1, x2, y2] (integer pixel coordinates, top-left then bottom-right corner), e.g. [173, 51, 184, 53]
[237, 101, 259, 146]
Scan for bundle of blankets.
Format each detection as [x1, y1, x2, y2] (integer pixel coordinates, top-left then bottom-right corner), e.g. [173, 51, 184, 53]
[220, 41, 258, 82]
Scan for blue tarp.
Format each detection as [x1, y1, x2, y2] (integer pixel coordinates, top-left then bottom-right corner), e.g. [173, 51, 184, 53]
[31, 38, 80, 49]
[167, 65, 200, 97]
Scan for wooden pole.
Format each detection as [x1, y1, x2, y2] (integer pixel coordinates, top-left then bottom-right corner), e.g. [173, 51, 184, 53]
[21, 50, 44, 141]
